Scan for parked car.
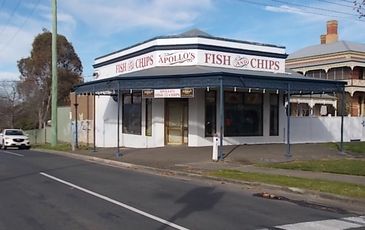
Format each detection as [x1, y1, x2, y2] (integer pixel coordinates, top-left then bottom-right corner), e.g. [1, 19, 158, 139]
[0, 129, 31, 150]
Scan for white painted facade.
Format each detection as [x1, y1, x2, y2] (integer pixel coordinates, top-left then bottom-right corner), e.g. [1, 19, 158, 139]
[93, 88, 287, 148]
[90, 31, 345, 148]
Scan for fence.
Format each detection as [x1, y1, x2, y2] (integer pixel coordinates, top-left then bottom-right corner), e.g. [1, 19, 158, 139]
[290, 116, 365, 143]
[25, 107, 71, 144]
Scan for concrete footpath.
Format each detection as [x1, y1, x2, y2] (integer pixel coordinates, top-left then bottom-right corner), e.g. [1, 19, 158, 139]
[37, 143, 365, 213]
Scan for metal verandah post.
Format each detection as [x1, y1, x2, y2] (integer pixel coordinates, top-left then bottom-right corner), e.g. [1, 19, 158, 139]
[219, 77, 224, 160]
[93, 86, 96, 152]
[74, 93, 79, 149]
[286, 83, 292, 158]
[340, 87, 345, 154]
[116, 81, 121, 157]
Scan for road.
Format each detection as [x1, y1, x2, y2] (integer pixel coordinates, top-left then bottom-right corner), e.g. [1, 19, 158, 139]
[0, 148, 364, 230]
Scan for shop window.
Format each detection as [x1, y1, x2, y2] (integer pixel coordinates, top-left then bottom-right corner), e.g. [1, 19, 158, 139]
[145, 98, 152, 136]
[122, 92, 141, 135]
[205, 91, 216, 137]
[270, 94, 279, 136]
[224, 92, 263, 136]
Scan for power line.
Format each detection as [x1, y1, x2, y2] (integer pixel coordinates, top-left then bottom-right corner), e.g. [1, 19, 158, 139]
[312, 0, 353, 8]
[233, 0, 365, 22]
[0, 0, 22, 38]
[270, 0, 359, 17]
[0, 0, 41, 52]
[339, 0, 355, 4]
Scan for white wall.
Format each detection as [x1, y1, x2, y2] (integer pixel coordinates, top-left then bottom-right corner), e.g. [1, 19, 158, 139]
[188, 89, 206, 146]
[95, 95, 165, 148]
[290, 116, 365, 143]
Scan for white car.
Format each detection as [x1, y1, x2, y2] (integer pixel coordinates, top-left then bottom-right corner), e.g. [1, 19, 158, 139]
[0, 129, 31, 150]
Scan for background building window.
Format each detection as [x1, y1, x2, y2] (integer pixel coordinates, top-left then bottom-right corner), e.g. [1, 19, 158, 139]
[145, 98, 152, 136]
[122, 92, 141, 135]
[270, 94, 279, 136]
[224, 91, 263, 136]
[205, 91, 216, 137]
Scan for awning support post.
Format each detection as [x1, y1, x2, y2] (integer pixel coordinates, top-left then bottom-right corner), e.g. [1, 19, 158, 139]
[74, 93, 79, 149]
[219, 77, 224, 160]
[116, 81, 122, 157]
[286, 83, 292, 158]
[93, 86, 97, 152]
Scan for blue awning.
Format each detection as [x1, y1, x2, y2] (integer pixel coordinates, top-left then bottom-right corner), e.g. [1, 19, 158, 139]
[74, 66, 345, 94]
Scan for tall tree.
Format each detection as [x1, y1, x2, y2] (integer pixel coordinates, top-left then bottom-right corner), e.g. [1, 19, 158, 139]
[0, 80, 22, 129]
[354, 0, 365, 18]
[17, 29, 83, 129]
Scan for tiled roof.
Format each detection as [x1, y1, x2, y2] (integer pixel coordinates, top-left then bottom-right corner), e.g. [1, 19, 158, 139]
[287, 40, 365, 60]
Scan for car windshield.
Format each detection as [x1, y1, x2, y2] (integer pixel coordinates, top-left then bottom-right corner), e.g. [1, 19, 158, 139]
[5, 130, 24, 135]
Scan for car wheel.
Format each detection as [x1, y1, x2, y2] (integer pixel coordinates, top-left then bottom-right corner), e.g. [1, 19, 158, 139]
[26, 146, 31, 150]
[4, 146, 7, 150]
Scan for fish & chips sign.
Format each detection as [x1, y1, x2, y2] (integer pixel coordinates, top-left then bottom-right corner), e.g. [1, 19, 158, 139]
[114, 49, 284, 75]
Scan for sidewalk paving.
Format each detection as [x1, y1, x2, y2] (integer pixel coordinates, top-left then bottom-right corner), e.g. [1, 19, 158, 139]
[73, 143, 365, 186]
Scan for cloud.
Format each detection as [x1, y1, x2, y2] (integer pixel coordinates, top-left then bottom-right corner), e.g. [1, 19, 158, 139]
[60, 0, 212, 35]
[0, 71, 20, 81]
[0, 3, 47, 81]
[265, 5, 306, 16]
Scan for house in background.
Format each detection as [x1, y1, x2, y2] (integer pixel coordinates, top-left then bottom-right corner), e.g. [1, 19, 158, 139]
[286, 20, 365, 117]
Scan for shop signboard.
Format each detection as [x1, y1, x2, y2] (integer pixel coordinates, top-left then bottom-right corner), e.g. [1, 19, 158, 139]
[142, 88, 194, 98]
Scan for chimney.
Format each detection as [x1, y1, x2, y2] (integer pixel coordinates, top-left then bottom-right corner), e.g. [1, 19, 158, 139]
[320, 20, 338, 44]
[320, 34, 326, 44]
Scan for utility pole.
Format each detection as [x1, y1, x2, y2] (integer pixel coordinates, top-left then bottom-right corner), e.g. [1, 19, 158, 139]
[51, 0, 58, 146]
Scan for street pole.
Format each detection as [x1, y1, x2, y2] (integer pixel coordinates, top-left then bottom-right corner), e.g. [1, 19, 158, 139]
[51, 0, 58, 146]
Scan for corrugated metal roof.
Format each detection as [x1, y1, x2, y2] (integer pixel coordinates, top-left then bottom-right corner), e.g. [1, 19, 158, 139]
[287, 40, 365, 60]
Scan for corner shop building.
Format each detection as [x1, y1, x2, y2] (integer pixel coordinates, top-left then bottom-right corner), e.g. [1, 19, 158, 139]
[74, 30, 345, 149]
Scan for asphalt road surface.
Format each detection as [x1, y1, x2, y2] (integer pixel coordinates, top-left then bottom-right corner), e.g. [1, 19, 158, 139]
[0, 149, 364, 230]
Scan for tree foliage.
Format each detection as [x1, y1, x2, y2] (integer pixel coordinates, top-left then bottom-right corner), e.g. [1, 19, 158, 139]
[17, 30, 83, 129]
[354, 0, 365, 18]
[0, 81, 22, 129]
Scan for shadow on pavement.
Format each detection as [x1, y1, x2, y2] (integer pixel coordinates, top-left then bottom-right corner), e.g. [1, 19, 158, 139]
[157, 186, 224, 230]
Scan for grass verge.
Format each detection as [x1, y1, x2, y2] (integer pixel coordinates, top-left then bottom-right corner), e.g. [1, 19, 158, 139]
[325, 142, 365, 156]
[209, 169, 365, 199]
[257, 159, 365, 176]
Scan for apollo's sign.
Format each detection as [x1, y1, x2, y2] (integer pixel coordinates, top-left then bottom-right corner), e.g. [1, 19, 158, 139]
[112, 49, 284, 75]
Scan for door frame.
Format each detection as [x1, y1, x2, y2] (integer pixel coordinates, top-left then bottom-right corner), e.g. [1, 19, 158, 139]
[164, 98, 188, 145]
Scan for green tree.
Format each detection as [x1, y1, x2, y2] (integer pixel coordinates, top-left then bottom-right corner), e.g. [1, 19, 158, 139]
[17, 29, 83, 129]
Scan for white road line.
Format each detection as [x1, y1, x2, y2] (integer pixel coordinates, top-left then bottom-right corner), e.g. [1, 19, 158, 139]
[0, 150, 24, 157]
[40, 172, 189, 230]
[343, 216, 365, 225]
[276, 216, 365, 230]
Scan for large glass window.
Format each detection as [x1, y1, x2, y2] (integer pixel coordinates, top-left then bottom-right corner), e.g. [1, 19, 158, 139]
[205, 91, 216, 137]
[270, 94, 279, 136]
[224, 92, 263, 136]
[145, 98, 152, 136]
[122, 92, 141, 135]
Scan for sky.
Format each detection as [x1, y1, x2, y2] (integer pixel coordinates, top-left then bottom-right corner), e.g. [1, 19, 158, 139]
[0, 0, 364, 82]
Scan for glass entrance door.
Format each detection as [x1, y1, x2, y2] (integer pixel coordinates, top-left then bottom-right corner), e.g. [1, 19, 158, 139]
[165, 99, 188, 145]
